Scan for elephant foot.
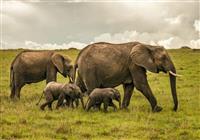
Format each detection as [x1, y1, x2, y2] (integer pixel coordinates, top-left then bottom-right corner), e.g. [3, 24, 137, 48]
[173, 105, 178, 112]
[10, 96, 16, 101]
[49, 108, 53, 111]
[153, 106, 163, 112]
[94, 108, 99, 111]
[10, 94, 15, 99]
[121, 106, 129, 111]
[11, 97, 20, 102]
[104, 110, 108, 113]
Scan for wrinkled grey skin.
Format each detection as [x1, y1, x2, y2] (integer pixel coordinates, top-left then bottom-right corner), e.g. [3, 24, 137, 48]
[85, 88, 121, 112]
[10, 50, 73, 99]
[39, 82, 84, 110]
[74, 42, 178, 112]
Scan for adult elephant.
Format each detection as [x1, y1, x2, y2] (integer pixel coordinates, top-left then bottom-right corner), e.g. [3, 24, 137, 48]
[73, 42, 180, 112]
[10, 50, 73, 99]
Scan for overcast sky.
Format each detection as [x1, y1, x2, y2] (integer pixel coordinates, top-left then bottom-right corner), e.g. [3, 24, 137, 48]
[1, 0, 200, 49]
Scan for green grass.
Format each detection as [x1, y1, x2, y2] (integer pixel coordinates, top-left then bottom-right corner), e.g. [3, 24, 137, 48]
[0, 49, 200, 140]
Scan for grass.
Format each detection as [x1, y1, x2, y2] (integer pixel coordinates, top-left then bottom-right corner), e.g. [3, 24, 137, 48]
[0, 48, 200, 140]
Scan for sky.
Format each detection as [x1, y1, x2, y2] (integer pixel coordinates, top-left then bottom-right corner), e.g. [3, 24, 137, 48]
[1, 0, 200, 49]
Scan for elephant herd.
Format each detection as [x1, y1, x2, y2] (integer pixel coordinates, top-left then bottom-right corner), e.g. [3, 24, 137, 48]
[10, 42, 180, 112]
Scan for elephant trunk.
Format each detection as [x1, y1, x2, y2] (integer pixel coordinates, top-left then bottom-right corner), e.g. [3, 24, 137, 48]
[116, 96, 121, 109]
[169, 64, 178, 111]
[119, 100, 122, 109]
[68, 68, 74, 83]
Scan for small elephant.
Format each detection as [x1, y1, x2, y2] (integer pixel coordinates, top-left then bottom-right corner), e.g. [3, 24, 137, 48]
[37, 82, 84, 110]
[85, 88, 121, 112]
[10, 50, 73, 99]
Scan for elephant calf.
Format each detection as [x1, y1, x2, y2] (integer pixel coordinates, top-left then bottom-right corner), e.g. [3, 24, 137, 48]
[85, 88, 121, 112]
[37, 82, 84, 110]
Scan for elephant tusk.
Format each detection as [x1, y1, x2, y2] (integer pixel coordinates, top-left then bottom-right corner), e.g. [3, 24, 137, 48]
[169, 71, 182, 77]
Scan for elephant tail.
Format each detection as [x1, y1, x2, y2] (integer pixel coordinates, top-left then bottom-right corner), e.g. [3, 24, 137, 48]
[10, 66, 14, 89]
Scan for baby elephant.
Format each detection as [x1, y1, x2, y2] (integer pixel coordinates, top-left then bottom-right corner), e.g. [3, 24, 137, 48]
[85, 88, 121, 112]
[37, 82, 84, 110]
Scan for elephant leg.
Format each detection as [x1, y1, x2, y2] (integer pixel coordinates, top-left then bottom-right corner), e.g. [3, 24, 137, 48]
[40, 102, 49, 110]
[15, 84, 24, 99]
[103, 102, 108, 112]
[96, 103, 101, 110]
[76, 75, 87, 93]
[84, 71, 99, 95]
[56, 93, 65, 109]
[109, 101, 117, 111]
[42, 93, 54, 110]
[131, 67, 162, 112]
[48, 102, 53, 110]
[70, 99, 75, 108]
[93, 103, 101, 111]
[75, 99, 79, 108]
[13, 75, 25, 99]
[85, 99, 93, 111]
[65, 96, 70, 107]
[10, 84, 15, 99]
[46, 67, 57, 83]
[122, 83, 134, 109]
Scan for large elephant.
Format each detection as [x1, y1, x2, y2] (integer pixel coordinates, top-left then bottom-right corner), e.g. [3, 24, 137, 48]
[10, 50, 73, 99]
[73, 42, 180, 112]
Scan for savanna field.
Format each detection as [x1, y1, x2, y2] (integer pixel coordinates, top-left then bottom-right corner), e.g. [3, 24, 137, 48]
[0, 49, 199, 140]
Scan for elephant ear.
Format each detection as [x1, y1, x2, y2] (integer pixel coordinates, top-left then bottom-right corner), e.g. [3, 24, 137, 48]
[130, 44, 157, 73]
[63, 56, 72, 64]
[67, 84, 74, 90]
[51, 53, 64, 74]
[64, 84, 74, 93]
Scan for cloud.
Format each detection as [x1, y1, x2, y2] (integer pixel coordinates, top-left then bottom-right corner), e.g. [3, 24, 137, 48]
[2, 29, 199, 50]
[1, 1, 199, 50]
[3, 1, 199, 45]
[25, 41, 42, 49]
[190, 39, 200, 49]
[1, 40, 19, 49]
[65, 41, 87, 49]
[0, 41, 8, 46]
[165, 16, 182, 24]
[27, 0, 41, 2]
[1, 1, 33, 14]
[94, 30, 191, 49]
[193, 20, 200, 32]
[21, 30, 199, 50]
[24, 41, 86, 50]
[157, 37, 174, 48]
[94, 31, 138, 43]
